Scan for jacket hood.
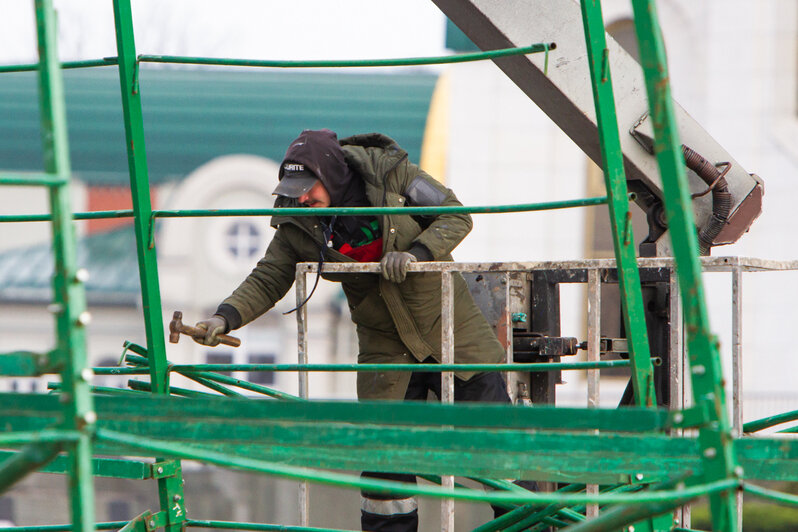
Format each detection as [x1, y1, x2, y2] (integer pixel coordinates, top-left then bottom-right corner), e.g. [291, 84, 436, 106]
[279, 129, 353, 206]
[339, 132, 402, 152]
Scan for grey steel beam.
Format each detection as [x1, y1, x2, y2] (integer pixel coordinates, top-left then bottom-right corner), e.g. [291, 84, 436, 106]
[432, 0, 762, 255]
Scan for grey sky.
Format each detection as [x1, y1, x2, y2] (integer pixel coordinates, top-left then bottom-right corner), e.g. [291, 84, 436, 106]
[1, 1, 448, 65]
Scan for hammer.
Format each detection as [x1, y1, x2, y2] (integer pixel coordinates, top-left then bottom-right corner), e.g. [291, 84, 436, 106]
[169, 310, 241, 347]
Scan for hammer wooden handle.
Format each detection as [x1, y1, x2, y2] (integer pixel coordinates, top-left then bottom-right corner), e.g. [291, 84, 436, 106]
[180, 324, 241, 347]
[169, 310, 241, 347]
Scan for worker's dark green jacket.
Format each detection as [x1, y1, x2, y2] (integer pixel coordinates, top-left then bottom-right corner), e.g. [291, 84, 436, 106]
[221, 133, 505, 399]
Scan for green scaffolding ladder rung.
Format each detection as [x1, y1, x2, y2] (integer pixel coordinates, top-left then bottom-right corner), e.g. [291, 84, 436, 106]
[0, 172, 67, 186]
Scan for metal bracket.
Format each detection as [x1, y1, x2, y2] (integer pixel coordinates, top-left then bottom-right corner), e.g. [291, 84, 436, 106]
[669, 403, 712, 430]
[151, 460, 181, 479]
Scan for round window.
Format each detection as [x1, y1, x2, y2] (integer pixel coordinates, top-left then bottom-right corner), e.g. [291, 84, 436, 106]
[225, 221, 262, 261]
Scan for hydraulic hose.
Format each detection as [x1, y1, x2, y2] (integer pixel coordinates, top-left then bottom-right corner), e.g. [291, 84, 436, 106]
[682, 145, 732, 255]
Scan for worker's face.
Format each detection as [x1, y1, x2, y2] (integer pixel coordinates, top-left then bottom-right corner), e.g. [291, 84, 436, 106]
[298, 180, 331, 208]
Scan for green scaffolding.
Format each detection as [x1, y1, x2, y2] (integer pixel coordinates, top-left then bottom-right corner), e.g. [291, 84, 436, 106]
[2, 1, 797, 531]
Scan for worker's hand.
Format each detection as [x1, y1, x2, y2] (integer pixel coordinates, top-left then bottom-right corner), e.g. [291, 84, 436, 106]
[193, 315, 227, 346]
[380, 251, 417, 283]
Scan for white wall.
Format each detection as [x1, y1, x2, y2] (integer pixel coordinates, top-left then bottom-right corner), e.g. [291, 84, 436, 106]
[0, 180, 87, 253]
[443, 1, 798, 416]
[661, 2, 798, 415]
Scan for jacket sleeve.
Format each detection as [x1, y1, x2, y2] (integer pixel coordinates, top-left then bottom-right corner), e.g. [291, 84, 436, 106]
[217, 226, 301, 329]
[397, 160, 472, 260]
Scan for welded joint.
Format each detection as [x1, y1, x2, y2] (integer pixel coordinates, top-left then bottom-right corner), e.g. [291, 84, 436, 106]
[623, 210, 633, 246]
[145, 510, 169, 532]
[76, 311, 92, 327]
[544, 43, 551, 76]
[132, 59, 140, 95]
[148, 211, 157, 249]
[75, 410, 97, 430]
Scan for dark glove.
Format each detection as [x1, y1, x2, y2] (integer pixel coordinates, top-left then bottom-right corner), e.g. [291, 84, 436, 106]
[193, 315, 227, 346]
[380, 251, 417, 283]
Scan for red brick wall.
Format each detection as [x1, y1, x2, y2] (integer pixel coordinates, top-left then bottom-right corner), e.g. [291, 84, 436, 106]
[87, 186, 157, 233]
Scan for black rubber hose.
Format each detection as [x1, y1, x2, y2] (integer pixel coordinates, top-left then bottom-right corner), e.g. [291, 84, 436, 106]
[682, 145, 732, 255]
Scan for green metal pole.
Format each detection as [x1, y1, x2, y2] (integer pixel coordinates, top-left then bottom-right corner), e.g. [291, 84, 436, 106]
[111, 0, 168, 394]
[111, 1, 186, 528]
[629, 1, 739, 529]
[34, 0, 96, 529]
[580, 0, 656, 408]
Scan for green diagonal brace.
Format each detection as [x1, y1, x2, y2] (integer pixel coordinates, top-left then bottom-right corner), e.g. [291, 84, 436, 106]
[118, 511, 152, 532]
[629, 0, 739, 529]
[0, 441, 63, 495]
[112, 2, 186, 530]
[111, 0, 168, 394]
[580, 0, 656, 407]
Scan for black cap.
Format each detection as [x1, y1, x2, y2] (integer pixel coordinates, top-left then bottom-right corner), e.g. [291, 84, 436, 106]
[273, 162, 319, 198]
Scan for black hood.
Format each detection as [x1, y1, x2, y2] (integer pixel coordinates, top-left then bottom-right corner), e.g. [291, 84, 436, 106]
[279, 129, 355, 206]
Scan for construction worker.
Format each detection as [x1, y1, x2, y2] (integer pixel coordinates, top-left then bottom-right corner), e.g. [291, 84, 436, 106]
[195, 129, 515, 531]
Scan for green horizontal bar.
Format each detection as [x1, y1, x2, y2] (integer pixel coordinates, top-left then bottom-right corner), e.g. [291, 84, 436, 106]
[743, 482, 798, 507]
[0, 352, 46, 376]
[152, 197, 608, 218]
[0, 209, 134, 223]
[6, 394, 798, 482]
[97, 426, 737, 505]
[47, 381, 151, 397]
[138, 43, 553, 69]
[0, 451, 153, 479]
[48, 455, 153, 479]
[0, 172, 66, 186]
[185, 520, 355, 532]
[0, 391, 673, 434]
[2, 522, 129, 531]
[0, 430, 81, 446]
[0, 56, 118, 73]
[92, 427, 685, 484]
[92, 360, 636, 375]
[0, 197, 608, 224]
[743, 409, 798, 433]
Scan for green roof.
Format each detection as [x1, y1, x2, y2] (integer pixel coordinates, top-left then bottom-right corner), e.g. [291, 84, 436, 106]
[0, 67, 437, 185]
[0, 225, 140, 305]
[0, 68, 437, 302]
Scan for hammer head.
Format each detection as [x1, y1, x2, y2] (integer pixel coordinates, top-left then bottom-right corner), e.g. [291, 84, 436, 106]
[169, 310, 183, 344]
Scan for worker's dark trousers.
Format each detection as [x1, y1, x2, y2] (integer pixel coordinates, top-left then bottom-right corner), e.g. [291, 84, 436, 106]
[360, 368, 531, 532]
